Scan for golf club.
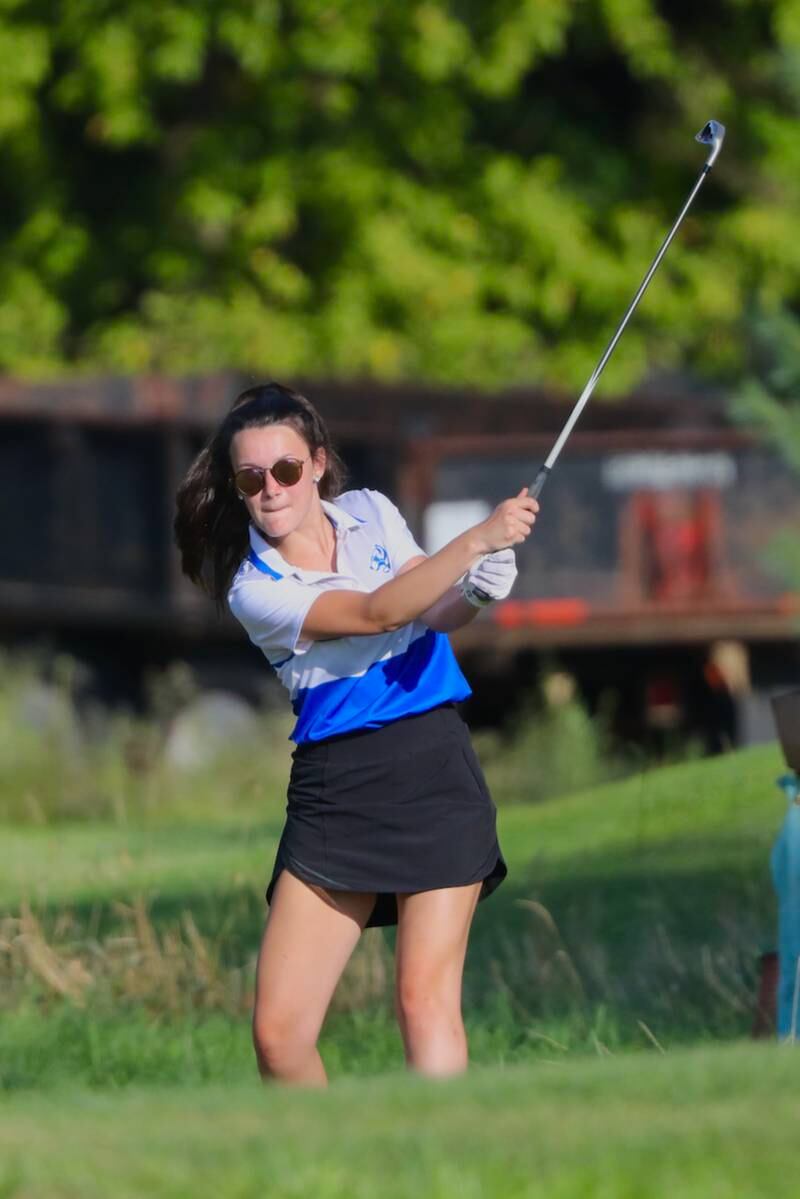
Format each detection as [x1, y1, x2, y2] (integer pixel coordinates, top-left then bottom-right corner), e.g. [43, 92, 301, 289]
[527, 119, 727, 500]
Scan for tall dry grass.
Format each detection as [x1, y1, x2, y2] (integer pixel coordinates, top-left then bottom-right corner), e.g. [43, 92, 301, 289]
[0, 897, 392, 1017]
[0, 887, 761, 1045]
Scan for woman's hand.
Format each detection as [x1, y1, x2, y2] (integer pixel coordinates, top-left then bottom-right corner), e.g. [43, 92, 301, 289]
[473, 488, 539, 555]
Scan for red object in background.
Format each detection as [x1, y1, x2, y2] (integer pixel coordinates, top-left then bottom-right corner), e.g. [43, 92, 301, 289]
[751, 951, 778, 1038]
[493, 598, 589, 628]
[631, 488, 722, 602]
[644, 673, 683, 729]
[646, 675, 680, 709]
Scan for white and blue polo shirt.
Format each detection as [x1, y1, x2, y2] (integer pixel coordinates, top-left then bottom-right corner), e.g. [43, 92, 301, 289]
[228, 489, 472, 743]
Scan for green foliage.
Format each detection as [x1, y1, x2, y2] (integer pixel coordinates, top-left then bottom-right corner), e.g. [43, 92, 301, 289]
[0, 655, 293, 824]
[733, 306, 800, 472]
[0, 1, 797, 386]
[732, 305, 800, 586]
[476, 691, 636, 806]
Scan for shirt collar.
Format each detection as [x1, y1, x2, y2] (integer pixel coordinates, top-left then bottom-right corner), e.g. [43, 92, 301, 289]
[247, 527, 287, 579]
[320, 499, 363, 532]
[247, 500, 362, 582]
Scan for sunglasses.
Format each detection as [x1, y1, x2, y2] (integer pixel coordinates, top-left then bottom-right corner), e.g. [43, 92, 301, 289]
[233, 456, 311, 496]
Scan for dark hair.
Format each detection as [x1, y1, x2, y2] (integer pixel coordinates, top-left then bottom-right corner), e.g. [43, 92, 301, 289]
[174, 381, 347, 608]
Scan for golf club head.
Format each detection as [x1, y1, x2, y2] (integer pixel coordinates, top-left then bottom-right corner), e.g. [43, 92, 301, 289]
[695, 120, 726, 169]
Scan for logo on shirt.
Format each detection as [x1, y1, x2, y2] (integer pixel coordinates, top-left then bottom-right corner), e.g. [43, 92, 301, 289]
[370, 544, 391, 573]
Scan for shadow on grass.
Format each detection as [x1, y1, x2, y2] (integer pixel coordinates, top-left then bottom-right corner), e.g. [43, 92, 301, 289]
[461, 831, 775, 1041]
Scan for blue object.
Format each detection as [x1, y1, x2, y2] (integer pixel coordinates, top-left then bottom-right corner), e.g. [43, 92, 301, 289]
[770, 771, 800, 1040]
[247, 546, 283, 579]
[290, 628, 470, 743]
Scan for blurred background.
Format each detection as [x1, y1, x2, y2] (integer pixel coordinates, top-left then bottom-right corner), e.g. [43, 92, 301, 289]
[1, 0, 798, 773]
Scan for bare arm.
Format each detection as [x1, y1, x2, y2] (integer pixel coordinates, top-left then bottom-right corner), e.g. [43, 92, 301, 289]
[395, 556, 480, 633]
[300, 490, 538, 640]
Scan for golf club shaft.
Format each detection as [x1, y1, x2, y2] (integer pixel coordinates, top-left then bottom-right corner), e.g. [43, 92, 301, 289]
[528, 163, 714, 500]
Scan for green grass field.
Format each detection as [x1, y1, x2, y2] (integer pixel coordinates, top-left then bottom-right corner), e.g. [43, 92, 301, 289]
[1, 736, 793, 1197]
[2, 1044, 798, 1198]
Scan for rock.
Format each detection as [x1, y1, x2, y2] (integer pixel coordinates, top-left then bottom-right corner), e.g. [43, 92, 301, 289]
[163, 691, 260, 771]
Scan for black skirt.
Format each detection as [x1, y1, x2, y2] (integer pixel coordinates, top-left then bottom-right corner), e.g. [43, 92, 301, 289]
[266, 703, 507, 928]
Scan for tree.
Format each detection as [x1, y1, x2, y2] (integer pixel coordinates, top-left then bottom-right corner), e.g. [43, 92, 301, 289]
[1, 1, 799, 390]
[732, 304, 800, 588]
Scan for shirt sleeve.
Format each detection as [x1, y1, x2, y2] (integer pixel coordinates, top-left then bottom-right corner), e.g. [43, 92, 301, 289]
[228, 571, 319, 663]
[365, 490, 426, 571]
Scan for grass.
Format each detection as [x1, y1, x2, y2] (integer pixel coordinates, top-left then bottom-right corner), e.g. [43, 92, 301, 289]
[0, 655, 295, 825]
[0, 1000, 609, 1092]
[1, 1042, 799, 1198]
[2, 741, 782, 899]
[0, 741, 787, 1088]
[0, 702, 791, 1196]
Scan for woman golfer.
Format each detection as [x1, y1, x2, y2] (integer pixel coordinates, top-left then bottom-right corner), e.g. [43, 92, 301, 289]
[175, 382, 538, 1085]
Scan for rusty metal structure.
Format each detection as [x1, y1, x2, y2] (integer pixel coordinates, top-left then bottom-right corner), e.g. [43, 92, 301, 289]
[2, 373, 798, 743]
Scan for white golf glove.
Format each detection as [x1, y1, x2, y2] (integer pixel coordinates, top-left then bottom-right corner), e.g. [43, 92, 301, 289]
[460, 549, 518, 608]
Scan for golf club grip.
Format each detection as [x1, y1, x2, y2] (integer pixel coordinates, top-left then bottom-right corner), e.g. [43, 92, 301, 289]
[528, 465, 550, 499]
[469, 465, 549, 604]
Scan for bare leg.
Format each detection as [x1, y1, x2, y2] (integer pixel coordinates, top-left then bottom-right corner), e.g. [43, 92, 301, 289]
[394, 882, 482, 1078]
[252, 870, 376, 1086]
